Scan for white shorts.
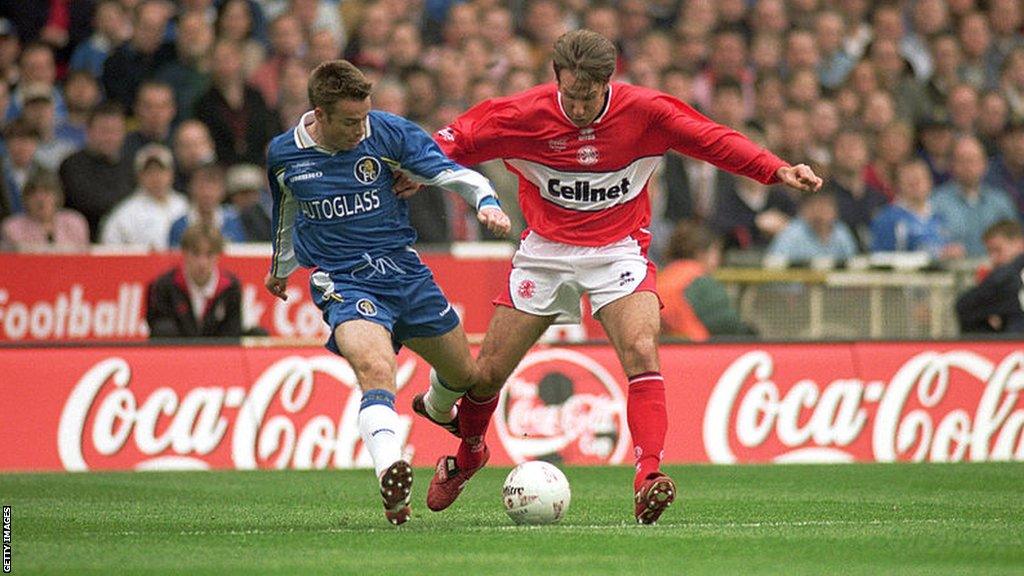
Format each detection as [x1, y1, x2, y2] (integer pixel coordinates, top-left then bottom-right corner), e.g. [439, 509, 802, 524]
[495, 231, 658, 324]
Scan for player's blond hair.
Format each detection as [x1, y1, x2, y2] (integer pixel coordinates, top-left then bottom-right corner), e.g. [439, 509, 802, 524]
[552, 30, 617, 86]
[308, 60, 373, 112]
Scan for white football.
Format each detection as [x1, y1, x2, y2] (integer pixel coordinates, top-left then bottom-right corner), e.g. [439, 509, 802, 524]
[502, 461, 571, 525]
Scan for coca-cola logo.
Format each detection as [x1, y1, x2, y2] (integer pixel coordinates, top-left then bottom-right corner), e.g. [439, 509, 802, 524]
[703, 350, 1024, 463]
[494, 348, 629, 465]
[57, 355, 415, 471]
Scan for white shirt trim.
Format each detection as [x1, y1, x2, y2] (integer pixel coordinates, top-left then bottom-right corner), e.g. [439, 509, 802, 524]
[556, 84, 613, 126]
[293, 110, 372, 151]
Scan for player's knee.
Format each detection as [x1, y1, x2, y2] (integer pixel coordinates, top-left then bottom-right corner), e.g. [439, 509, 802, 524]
[350, 356, 396, 390]
[621, 334, 659, 370]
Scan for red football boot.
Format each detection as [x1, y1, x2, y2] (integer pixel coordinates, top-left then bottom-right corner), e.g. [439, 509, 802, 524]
[426, 445, 490, 512]
[634, 472, 676, 525]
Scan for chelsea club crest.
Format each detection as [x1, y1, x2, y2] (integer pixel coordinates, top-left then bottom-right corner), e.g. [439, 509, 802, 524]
[355, 156, 382, 184]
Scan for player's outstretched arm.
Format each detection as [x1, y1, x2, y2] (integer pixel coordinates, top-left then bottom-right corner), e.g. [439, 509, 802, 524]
[775, 164, 824, 193]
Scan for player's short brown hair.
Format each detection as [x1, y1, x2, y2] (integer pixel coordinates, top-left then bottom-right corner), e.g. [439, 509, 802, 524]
[180, 224, 225, 255]
[983, 219, 1024, 242]
[551, 29, 617, 86]
[308, 60, 372, 112]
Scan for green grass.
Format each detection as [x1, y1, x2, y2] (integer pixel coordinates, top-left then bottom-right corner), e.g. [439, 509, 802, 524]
[1, 463, 1022, 575]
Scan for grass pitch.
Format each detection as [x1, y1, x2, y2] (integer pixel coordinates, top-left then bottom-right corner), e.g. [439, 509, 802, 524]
[2, 463, 1022, 575]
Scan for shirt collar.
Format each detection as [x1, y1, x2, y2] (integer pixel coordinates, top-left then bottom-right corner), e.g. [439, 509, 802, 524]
[556, 83, 613, 127]
[293, 110, 372, 151]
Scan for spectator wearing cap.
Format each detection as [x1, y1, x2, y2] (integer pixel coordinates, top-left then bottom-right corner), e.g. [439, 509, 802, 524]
[871, 160, 964, 259]
[17, 82, 80, 172]
[985, 120, 1024, 217]
[123, 80, 176, 163]
[1, 170, 88, 252]
[193, 39, 279, 166]
[69, 0, 132, 78]
[2, 119, 42, 216]
[6, 43, 67, 122]
[171, 119, 217, 193]
[225, 163, 272, 242]
[168, 164, 246, 247]
[101, 0, 176, 113]
[933, 137, 1017, 257]
[59, 102, 135, 242]
[767, 192, 858, 262]
[100, 143, 187, 249]
[146, 224, 242, 338]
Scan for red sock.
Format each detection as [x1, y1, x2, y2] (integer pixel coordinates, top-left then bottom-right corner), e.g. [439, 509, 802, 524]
[627, 372, 667, 491]
[456, 392, 498, 470]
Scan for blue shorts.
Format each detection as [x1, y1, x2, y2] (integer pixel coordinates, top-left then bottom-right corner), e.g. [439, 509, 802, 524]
[309, 250, 460, 354]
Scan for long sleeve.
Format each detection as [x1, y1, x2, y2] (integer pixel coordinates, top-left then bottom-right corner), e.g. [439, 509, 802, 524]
[390, 115, 498, 210]
[267, 162, 298, 278]
[649, 94, 787, 185]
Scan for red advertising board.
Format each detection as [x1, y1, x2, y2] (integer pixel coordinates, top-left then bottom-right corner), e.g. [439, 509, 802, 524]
[0, 253, 606, 343]
[1, 341, 1021, 471]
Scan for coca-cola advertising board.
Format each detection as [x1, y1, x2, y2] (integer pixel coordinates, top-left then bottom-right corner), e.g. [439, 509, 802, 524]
[0, 253, 606, 343]
[1, 341, 1021, 471]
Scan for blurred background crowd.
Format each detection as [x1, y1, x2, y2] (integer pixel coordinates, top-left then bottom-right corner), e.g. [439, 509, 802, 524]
[0, 0, 1023, 269]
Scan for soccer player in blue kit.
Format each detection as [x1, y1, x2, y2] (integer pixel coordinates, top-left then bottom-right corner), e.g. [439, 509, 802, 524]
[263, 60, 511, 525]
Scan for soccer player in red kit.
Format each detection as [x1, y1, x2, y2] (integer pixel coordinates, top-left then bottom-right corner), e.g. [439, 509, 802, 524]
[413, 29, 823, 524]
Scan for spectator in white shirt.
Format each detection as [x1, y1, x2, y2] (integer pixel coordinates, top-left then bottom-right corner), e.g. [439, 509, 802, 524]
[100, 143, 187, 249]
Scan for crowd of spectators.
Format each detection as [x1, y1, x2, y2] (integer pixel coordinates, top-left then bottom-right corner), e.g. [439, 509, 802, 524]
[0, 0, 1023, 267]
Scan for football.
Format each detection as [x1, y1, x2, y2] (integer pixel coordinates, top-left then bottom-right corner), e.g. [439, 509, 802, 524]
[502, 461, 571, 525]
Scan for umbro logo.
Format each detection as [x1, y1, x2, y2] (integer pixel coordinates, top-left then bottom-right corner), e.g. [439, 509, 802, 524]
[619, 271, 635, 286]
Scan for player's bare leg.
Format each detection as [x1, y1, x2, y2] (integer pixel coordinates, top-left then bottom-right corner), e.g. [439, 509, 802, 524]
[334, 320, 412, 525]
[596, 291, 676, 524]
[405, 323, 478, 435]
[425, 306, 555, 511]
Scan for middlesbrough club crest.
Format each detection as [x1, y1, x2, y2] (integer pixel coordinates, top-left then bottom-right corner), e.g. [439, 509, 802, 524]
[576, 145, 599, 166]
[517, 279, 536, 299]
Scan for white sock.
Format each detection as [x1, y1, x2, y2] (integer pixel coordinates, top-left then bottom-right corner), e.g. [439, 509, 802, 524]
[358, 391, 403, 478]
[423, 369, 464, 423]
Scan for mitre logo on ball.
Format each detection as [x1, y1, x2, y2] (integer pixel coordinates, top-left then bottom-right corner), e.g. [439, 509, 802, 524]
[494, 348, 629, 465]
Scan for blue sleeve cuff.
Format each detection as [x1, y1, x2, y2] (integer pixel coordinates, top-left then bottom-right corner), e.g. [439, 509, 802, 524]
[477, 196, 500, 210]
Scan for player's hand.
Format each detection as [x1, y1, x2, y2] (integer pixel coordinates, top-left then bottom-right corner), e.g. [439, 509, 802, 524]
[478, 206, 512, 237]
[264, 274, 289, 301]
[392, 170, 421, 199]
[776, 164, 823, 193]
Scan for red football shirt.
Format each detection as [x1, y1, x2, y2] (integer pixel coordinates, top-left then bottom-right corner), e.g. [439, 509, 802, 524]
[436, 82, 788, 246]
